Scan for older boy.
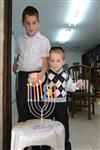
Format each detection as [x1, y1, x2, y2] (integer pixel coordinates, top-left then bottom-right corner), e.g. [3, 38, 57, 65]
[14, 6, 50, 123]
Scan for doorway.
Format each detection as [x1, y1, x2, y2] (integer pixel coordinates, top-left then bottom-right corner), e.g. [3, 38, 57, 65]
[3, 0, 12, 149]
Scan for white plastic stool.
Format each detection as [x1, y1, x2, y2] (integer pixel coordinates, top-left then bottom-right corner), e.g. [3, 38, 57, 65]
[11, 119, 65, 150]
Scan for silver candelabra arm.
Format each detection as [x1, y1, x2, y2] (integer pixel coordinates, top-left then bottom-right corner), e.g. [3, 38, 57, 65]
[27, 83, 56, 121]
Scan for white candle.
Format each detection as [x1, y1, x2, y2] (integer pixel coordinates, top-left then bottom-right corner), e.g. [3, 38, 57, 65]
[36, 84, 39, 101]
[27, 84, 29, 102]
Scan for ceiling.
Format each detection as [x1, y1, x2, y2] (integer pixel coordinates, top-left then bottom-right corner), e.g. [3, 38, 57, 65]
[13, 0, 100, 52]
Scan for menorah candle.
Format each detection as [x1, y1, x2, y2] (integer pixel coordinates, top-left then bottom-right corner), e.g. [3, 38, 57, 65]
[30, 83, 33, 101]
[36, 84, 39, 101]
[39, 80, 43, 99]
[43, 84, 47, 101]
[50, 86, 53, 100]
[27, 84, 30, 102]
[54, 85, 56, 98]
[33, 85, 36, 101]
[47, 85, 50, 100]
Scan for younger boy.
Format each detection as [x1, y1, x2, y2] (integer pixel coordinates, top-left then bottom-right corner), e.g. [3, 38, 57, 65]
[29, 46, 83, 150]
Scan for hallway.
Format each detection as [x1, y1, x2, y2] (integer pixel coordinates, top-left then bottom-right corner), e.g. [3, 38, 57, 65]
[70, 98, 100, 150]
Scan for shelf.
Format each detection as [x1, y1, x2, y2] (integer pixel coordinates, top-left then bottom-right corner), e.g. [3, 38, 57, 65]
[96, 59, 100, 63]
[82, 45, 100, 91]
[96, 68, 100, 70]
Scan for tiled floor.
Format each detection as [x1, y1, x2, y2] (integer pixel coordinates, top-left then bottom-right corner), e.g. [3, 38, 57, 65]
[12, 98, 100, 150]
[69, 98, 100, 150]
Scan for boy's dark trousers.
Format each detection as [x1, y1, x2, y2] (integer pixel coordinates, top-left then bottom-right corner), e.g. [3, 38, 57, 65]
[17, 71, 42, 122]
[54, 102, 72, 150]
[42, 102, 72, 150]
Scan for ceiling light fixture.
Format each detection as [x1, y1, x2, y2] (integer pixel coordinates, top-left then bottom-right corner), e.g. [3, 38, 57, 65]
[67, 0, 89, 25]
[57, 0, 89, 43]
[57, 28, 73, 43]
[56, 23, 75, 43]
[66, 23, 75, 31]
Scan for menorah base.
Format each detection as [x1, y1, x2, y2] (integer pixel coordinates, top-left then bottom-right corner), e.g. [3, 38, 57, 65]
[33, 124, 52, 132]
[32, 118, 51, 131]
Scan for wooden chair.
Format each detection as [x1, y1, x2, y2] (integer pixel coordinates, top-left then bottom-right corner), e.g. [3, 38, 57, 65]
[68, 64, 95, 120]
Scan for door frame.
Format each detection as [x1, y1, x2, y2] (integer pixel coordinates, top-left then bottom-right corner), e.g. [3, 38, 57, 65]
[3, 0, 12, 149]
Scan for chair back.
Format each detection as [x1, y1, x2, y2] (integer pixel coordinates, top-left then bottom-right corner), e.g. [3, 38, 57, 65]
[68, 64, 91, 94]
[68, 64, 93, 119]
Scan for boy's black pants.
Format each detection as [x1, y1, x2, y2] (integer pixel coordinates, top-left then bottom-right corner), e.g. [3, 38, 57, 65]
[50, 102, 71, 150]
[17, 71, 42, 122]
[17, 71, 35, 122]
[41, 103, 72, 150]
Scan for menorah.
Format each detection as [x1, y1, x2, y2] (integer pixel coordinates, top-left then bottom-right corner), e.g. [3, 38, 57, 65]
[27, 81, 56, 124]
[11, 82, 65, 150]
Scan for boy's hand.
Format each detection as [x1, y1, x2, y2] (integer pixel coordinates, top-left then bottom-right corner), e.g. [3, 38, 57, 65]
[28, 73, 38, 85]
[28, 72, 45, 85]
[13, 58, 18, 74]
[36, 72, 44, 83]
[13, 56, 19, 74]
[76, 79, 83, 88]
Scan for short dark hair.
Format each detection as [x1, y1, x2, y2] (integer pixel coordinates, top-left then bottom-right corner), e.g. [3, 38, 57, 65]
[22, 6, 39, 22]
[49, 46, 65, 59]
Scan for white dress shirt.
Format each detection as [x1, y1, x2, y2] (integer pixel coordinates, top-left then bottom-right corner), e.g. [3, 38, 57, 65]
[16, 31, 50, 72]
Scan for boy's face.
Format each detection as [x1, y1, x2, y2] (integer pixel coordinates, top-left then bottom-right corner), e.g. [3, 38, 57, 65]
[22, 15, 40, 36]
[49, 52, 65, 72]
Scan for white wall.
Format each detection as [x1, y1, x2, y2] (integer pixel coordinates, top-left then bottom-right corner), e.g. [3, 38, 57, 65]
[11, 33, 16, 102]
[12, 34, 18, 126]
[65, 51, 83, 67]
